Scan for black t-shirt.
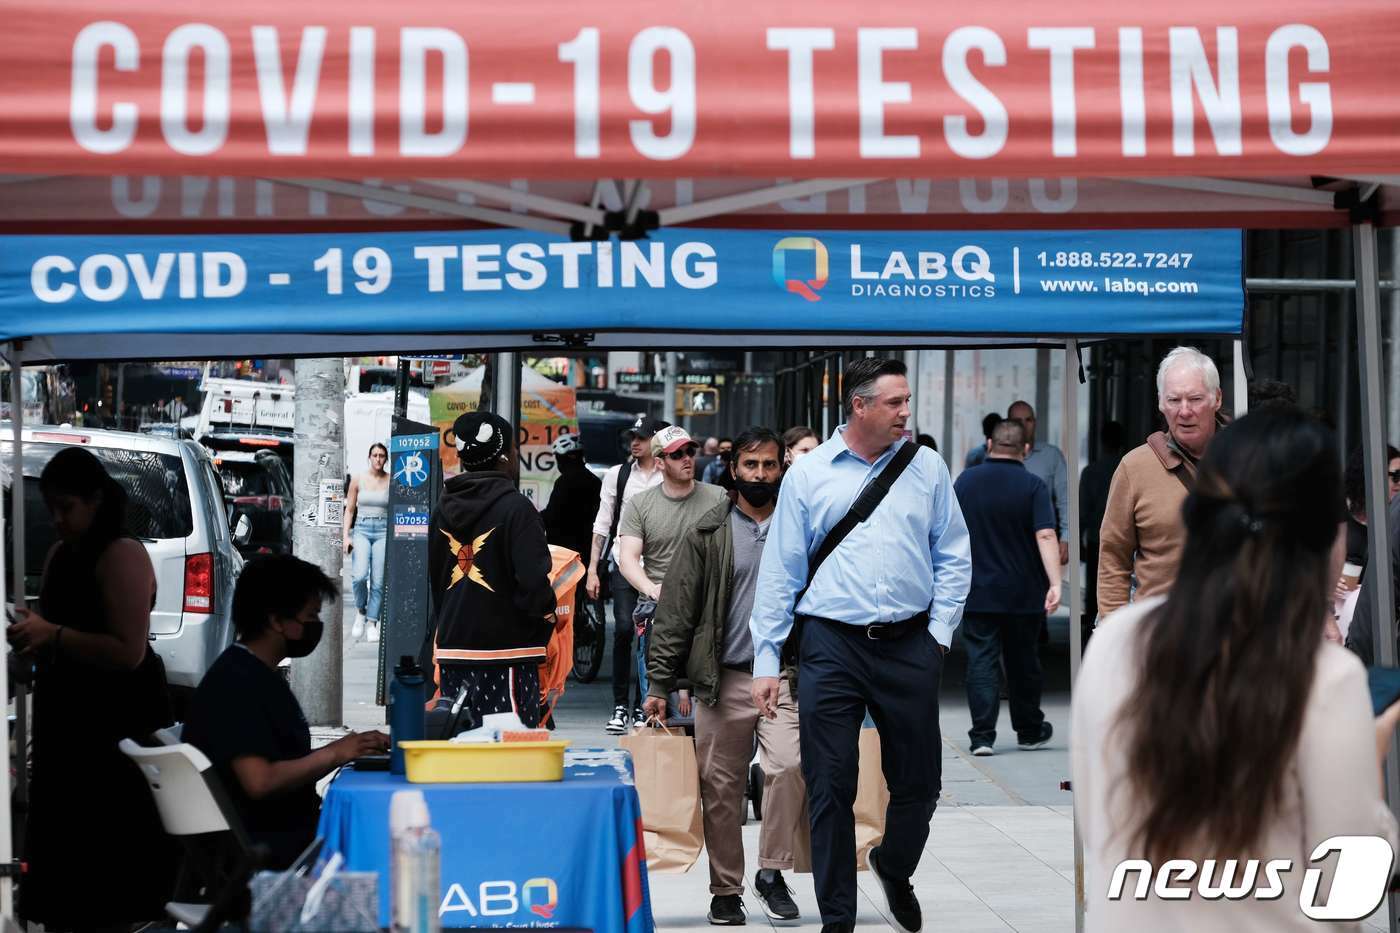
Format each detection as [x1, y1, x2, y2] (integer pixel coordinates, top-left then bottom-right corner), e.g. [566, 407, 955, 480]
[183, 645, 319, 868]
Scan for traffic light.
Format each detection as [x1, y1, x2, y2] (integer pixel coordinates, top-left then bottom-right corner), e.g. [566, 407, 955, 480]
[677, 385, 719, 416]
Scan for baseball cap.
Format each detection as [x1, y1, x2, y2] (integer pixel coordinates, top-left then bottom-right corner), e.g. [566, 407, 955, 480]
[551, 433, 583, 457]
[651, 425, 695, 456]
[625, 415, 670, 440]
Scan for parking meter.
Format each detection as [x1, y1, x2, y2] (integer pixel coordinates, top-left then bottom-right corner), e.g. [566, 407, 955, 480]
[377, 417, 440, 706]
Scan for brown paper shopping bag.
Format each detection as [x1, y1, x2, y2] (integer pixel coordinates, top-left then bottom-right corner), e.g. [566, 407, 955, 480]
[619, 723, 705, 873]
[794, 727, 889, 872]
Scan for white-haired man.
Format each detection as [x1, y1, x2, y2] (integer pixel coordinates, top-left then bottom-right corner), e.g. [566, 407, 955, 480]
[1097, 346, 1223, 619]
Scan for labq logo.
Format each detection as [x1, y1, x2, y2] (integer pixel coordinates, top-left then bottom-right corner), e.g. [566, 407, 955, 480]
[524, 877, 559, 919]
[772, 237, 829, 302]
[439, 875, 560, 921]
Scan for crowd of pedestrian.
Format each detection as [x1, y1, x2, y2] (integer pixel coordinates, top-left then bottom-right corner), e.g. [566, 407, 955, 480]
[14, 342, 1400, 933]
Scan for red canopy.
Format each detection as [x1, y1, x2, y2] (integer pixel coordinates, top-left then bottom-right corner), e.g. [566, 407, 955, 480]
[2, 0, 1397, 182]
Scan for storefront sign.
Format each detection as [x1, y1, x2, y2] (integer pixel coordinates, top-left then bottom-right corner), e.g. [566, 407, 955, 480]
[0, 228, 1245, 338]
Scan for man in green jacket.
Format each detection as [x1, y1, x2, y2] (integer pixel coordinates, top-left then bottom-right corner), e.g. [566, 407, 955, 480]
[644, 427, 804, 927]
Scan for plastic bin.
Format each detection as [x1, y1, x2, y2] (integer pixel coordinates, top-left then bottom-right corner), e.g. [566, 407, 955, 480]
[398, 740, 570, 783]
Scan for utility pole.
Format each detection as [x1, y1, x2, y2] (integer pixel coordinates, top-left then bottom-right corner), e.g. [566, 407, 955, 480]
[291, 357, 345, 726]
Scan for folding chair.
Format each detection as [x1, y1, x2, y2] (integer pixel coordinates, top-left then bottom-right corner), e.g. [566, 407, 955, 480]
[119, 739, 270, 931]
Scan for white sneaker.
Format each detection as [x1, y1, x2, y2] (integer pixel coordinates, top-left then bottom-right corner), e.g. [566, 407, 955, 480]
[366, 621, 380, 643]
[351, 612, 367, 641]
[971, 744, 995, 757]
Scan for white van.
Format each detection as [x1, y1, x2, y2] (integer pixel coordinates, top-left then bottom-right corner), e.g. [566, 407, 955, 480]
[4, 426, 241, 698]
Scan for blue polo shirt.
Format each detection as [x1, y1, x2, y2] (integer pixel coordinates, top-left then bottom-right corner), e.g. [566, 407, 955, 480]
[953, 457, 1056, 615]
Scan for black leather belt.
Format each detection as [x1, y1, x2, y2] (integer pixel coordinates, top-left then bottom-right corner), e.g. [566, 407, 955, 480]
[722, 661, 754, 674]
[809, 612, 929, 641]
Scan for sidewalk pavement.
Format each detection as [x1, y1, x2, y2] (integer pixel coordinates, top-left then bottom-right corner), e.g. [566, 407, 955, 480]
[330, 597, 1390, 932]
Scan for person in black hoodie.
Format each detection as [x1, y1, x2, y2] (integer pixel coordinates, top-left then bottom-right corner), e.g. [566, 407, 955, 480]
[430, 412, 557, 728]
[541, 432, 602, 560]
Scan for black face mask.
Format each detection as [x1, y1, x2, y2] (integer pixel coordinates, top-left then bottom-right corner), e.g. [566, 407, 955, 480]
[283, 620, 324, 659]
[735, 480, 779, 508]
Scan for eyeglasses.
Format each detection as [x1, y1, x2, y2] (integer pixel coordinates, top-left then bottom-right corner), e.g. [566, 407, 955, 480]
[1390, 470, 1400, 483]
[666, 446, 698, 461]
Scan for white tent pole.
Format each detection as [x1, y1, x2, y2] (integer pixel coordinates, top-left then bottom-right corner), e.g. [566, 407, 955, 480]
[1063, 339, 1084, 933]
[1124, 177, 1338, 205]
[1232, 341, 1248, 417]
[0, 344, 15, 919]
[8, 344, 27, 819]
[624, 181, 650, 227]
[267, 178, 573, 236]
[415, 179, 606, 225]
[1353, 221, 1400, 933]
[658, 178, 877, 226]
[941, 351, 955, 471]
[581, 181, 607, 239]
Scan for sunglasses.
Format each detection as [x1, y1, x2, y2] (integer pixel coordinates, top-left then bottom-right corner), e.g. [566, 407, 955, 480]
[666, 446, 699, 461]
[1390, 470, 1400, 483]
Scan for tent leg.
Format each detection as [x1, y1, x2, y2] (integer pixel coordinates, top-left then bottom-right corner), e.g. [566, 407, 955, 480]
[494, 352, 522, 430]
[1063, 340, 1084, 933]
[1354, 221, 1400, 933]
[941, 351, 955, 470]
[3, 344, 23, 923]
[1232, 340, 1248, 417]
[0, 347, 15, 924]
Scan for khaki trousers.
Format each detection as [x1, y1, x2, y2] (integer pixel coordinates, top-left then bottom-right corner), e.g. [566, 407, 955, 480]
[693, 668, 804, 895]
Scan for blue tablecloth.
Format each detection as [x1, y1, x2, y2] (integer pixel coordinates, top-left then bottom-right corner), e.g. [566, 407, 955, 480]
[318, 748, 653, 931]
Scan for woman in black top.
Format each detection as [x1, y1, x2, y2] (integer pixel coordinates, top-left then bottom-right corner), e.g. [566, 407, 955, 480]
[8, 447, 177, 929]
[183, 555, 388, 868]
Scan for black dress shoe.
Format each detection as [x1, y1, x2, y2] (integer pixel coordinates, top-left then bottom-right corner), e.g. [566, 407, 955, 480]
[708, 893, 746, 925]
[819, 924, 854, 933]
[868, 846, 922, 932]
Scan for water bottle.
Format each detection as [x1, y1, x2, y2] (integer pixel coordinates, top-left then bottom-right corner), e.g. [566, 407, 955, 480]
[389, 790, 441, 933]
[389, 655, 426, 775]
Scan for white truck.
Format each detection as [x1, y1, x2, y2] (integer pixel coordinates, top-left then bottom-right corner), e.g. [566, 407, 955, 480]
[195, 375, 295, 440]
[342, 390, 431, 482]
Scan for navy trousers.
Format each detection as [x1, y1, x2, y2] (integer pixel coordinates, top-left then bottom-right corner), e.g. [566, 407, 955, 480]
[962, 610, 1046, 748]
[797, 617, 945, 925]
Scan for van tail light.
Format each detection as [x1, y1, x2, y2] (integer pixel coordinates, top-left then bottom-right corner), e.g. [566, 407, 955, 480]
[233, 495, 284, 511]
[183, 553, 213, 613]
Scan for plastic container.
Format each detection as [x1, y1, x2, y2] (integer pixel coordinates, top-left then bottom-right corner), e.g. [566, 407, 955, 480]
[399, 740, 570, 783]
[389, 656, 427, 775]
[389, 790, 441, 933]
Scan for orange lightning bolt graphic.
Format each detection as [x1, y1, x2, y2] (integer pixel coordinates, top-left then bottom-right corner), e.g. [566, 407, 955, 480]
[441, 527, 495, 591]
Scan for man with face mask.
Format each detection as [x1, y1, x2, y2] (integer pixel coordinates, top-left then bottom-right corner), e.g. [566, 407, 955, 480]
[428, 412, 558, 728]
[184, 555, 390, 868]
[643, 428, 804, 926]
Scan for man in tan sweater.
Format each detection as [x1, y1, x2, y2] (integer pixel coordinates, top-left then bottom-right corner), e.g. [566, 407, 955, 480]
[1097, 347, 1223, 618]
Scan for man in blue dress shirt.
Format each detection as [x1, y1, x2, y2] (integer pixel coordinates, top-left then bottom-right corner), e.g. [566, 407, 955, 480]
[749, 357, 971, 933]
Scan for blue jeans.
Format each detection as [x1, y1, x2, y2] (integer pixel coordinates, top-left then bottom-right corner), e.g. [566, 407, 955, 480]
[351, 516, 387, 622]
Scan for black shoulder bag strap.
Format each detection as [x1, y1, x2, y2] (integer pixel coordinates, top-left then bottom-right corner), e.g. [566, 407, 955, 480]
[780, 441, 920, 667]
[604, 458, 634, 558]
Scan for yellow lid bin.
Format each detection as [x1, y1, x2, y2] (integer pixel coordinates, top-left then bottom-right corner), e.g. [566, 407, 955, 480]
[398, 740, 570, 783]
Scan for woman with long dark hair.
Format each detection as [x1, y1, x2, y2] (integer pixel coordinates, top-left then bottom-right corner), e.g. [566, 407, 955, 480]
[1072, 408, 1400, 930]
[8, 446, 176, 929]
